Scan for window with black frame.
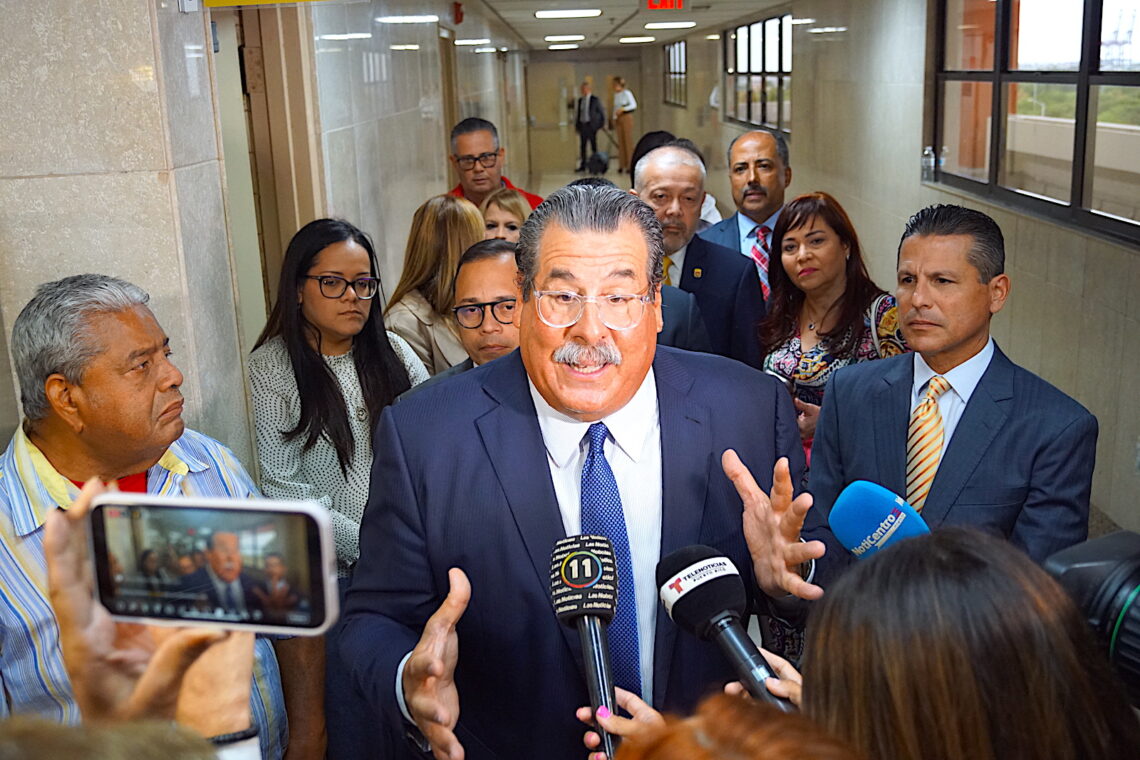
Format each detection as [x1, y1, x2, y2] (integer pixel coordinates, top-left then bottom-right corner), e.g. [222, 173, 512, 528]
[665, 40, 688, 107]
[936, 0, 1140, 243]
[722, 13, 792, 130]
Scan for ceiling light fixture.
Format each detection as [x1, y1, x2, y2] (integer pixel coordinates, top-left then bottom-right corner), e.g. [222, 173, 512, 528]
[789, 18, 817, 25]
[455, 38, 491, 45]
[319, 33, 372, 40]
[619, 36, 655, 43]
[390, 44, 420, 51]
[535, 9, 602, 19]
[545, 34, 586, 42]
[705, 34, 720, 40]
[644, 21, 696, 30]
[548, 43, 580, 50]
[806, 26, 848, 33]
[375, 15, 438, 23]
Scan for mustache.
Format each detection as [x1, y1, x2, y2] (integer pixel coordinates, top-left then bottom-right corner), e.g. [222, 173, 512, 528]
[553, 341, 623, 367]
[744, 183, 766, 195]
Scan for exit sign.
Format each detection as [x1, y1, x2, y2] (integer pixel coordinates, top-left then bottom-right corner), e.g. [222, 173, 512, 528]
[647, 0, 684, 8]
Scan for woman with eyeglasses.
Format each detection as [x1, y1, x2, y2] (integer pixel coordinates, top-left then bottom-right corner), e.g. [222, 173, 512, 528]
[385, 194, 485, 375]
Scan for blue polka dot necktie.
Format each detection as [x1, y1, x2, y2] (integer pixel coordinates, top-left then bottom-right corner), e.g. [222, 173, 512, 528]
[580, 422, 642, 697]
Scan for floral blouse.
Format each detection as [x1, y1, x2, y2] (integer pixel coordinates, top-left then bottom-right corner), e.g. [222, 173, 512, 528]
[763, 293, 907, 407]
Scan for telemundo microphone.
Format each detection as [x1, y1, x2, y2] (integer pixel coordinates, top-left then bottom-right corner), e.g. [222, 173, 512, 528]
[656, 546, 795, 712]
[828, 480, 930, 559]
[550, 534, 621, 759]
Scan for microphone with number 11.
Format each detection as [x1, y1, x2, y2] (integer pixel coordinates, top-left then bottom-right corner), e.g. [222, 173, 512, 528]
[656, 545, 794, 712]
[551, 534, 621, 759]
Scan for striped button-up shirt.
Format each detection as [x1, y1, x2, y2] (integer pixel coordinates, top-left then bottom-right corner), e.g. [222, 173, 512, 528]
[0, 426, 287, 759]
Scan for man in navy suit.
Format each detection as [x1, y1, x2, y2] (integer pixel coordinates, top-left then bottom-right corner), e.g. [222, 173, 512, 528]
[698, 129, 792, 301]
[340, 184, 804, 760]
[179, 531, 263, 616]
[634, 143, 765, 367]
[763, 204, 1097, 593]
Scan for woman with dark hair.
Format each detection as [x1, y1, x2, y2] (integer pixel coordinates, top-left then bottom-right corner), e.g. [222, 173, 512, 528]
[248, 218, 427, 577]
[136, 548, 171, 594]
[760, 191, 905, 463]
[583, 529, 1140, 760]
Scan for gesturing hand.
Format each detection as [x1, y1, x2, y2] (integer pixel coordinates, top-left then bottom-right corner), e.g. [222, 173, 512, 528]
[722, 452, 825, 600]
[793, 399, 821, 442]
[576, 687, 665, 760]
[402, 568, 471, 760]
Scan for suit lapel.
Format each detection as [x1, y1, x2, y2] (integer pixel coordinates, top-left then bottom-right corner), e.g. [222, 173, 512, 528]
[874, 357, 913, 496]
[650, 350, 710, 707]
[921, 348, 1013, 526]
[473, 355, 583, 667]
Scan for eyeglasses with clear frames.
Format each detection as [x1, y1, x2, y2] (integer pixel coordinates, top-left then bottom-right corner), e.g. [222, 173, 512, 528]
[303, 275, 380, 300]
[453, 151, 500, 171]
[534, 290, 654, 330]
[453, 298, 517, 329]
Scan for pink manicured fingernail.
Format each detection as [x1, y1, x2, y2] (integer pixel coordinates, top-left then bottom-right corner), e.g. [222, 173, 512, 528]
[596, 705, 611, 719]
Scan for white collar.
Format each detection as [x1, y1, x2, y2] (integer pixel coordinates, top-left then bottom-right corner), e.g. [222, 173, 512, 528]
[528, 367, 658, 468]
[912, 338, 995, 404]
[737, 208, 782, 237]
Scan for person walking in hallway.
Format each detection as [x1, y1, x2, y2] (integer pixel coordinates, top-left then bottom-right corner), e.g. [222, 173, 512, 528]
[575, 81, 606, 172]
[611, 77, 637, 173]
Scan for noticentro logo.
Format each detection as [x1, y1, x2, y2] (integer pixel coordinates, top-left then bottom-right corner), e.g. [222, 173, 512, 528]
[851, 507, 906, 557]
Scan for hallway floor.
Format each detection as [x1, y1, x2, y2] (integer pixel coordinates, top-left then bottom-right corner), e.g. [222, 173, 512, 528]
[529, 165, 630, 199]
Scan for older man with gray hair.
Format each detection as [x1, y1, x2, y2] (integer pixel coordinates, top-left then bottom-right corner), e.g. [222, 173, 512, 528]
[633, 141, 765, 368]
[341, 184, 804, 760]
[0, 274, 286, 757]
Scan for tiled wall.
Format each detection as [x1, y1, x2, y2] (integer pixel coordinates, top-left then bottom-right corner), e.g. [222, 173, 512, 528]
[311, 1, 528, 303]
[0, 0, 252, 462]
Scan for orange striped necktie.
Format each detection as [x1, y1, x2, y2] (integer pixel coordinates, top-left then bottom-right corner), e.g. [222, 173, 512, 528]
[905, 375, 952, 512]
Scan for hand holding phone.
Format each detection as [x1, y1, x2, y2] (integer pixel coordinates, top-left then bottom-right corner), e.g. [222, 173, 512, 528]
[44, 480, 252, 736]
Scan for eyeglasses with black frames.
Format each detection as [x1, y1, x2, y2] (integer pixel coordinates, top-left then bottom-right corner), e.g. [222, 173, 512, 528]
[453, 298, 517, 329]
[453, 151, 500, 171]
[304, 275, 380, 300]
[533, 290, 654, 331]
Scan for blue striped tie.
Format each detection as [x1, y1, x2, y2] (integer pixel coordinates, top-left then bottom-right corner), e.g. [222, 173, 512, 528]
[580, 422, 642, 696]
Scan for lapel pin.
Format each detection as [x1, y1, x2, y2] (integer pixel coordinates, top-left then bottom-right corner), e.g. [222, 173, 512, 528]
[693, 268, 703, 279]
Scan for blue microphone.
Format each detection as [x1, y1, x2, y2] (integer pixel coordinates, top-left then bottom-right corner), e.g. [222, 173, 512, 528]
[828, 481, 930, 559]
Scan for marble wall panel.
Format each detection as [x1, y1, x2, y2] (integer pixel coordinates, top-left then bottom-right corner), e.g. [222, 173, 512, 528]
[0, 0, 166, 177]
[155, 0, 220, 168]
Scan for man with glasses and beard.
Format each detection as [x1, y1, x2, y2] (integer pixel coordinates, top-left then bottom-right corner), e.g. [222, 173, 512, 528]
[341, 184, 806, 760]
[447, 117, 543, 210]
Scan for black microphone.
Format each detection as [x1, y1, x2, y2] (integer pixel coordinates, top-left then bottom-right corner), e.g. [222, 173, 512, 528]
[551, 535, 622, 759]
[656, 545, 795, 712]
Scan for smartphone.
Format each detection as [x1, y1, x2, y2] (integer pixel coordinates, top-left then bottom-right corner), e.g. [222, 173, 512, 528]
[89, 493, 338, 636]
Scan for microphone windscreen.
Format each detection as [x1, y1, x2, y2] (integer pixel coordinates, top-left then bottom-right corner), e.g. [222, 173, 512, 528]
[550, 534, 618, 625]
[656, 545, 745, 640]
[828, 480, 930, 559]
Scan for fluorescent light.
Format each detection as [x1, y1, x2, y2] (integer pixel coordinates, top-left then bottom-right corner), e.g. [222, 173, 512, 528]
[389, 44, 420, 51]
[500, 46, 509, 51]
[455, 38, 490, 46]
[619, 36, 655, 44]
[474, 47, 497, 53]
[548, 44, 580, 50]
[705, 34, 720, 40]
[375, 15, 438, 23]
[789, 18, 816, 25]
[545, 34, 585, 42]
[318, 33, 372, 41]
[644, 21, 695, 30]
[806, 26, 848, 33]
[535, 9, 602, 19]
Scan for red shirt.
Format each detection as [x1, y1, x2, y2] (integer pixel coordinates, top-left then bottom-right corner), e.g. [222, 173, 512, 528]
[68, 472, 148, 492]
[450, 175, 544, 210]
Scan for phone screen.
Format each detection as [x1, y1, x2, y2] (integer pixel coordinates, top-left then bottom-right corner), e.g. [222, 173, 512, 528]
[90, 501, 329, 631]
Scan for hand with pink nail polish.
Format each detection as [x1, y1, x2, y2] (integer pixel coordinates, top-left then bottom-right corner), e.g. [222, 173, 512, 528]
[575, 687, 666, 758]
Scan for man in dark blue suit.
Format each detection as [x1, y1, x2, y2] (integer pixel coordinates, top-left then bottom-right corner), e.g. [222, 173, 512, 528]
[785, 205, 1097, 590]
[634, 143, 765, 367]
[179, 531, 263, 616]
[340, 185, 804, 760]
[697, 129, 792, 301]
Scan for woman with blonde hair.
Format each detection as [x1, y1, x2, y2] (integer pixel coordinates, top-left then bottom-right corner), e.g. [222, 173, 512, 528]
[385, 194, 484, 374]
[479, 186, 531, 243]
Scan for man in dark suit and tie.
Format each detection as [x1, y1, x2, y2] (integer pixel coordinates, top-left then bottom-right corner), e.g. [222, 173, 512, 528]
[340, 184, 804, 760]
[574, 81, 606, 172]
[179, 531, 263, 616]
[698, 129, 792, 301]
[633, 142, 765, 367]
[752, 204, 1097, 595]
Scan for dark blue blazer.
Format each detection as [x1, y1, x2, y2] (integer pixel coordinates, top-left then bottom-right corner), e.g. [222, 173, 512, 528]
[677, 235, 765, 368]
[803, 345, 1097, 587]
[697, 213, 744, 254]
[340, 348, 803, 760]
[659, 284, 711, 353]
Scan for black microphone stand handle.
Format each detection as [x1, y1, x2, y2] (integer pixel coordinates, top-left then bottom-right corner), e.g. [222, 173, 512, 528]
[577, 617, 620, 758]
[711, 616, 796, 713]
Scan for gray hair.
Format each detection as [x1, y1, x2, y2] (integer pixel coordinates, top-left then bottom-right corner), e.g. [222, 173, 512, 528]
[726, 128, 790, 169]
[12, 274, 151, 420]
[450, 117, 500, 154]
[899, 204, 1005, 282]
[633, 144, 707, 191]
[516, 185, 664, 299]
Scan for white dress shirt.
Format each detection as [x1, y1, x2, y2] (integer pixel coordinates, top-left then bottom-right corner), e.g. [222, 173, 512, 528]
[206, 564, 248, 614]
[911, 338, 995, 459]
[528, 369, 663, 704]
[665, 243, 687, 287]
[613, 88, 637, 113]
